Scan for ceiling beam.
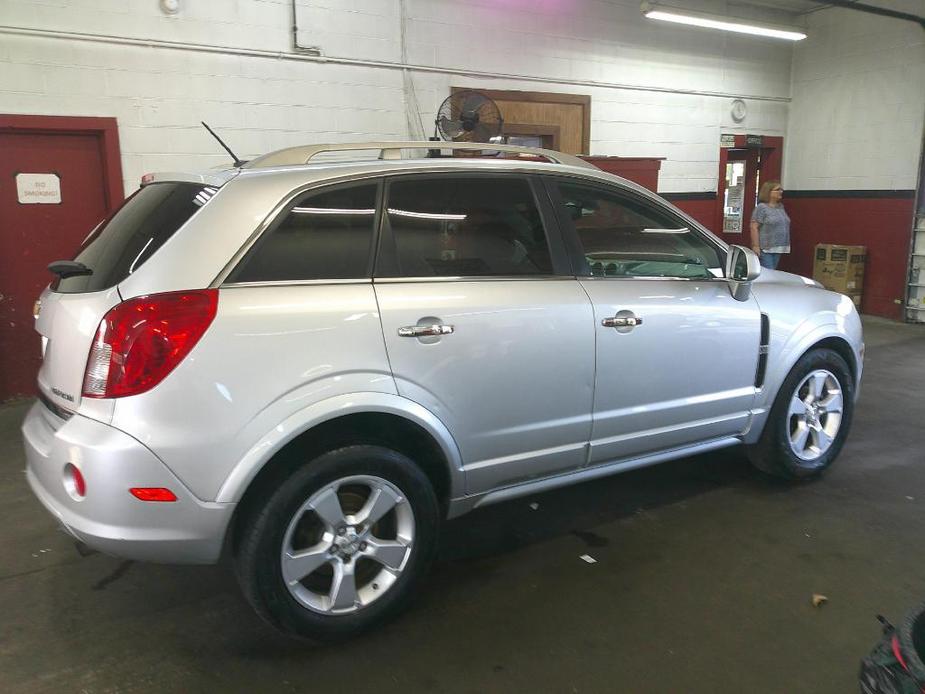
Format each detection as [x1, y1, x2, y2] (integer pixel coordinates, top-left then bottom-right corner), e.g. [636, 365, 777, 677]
[811, 1, 925, 29]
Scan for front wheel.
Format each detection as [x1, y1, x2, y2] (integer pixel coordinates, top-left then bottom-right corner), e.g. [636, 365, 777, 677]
[747, 348, 855, 479]
[234, 445, 439, 640]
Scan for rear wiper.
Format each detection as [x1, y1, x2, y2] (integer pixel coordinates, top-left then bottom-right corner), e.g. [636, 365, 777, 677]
[48, 260, 93, 278]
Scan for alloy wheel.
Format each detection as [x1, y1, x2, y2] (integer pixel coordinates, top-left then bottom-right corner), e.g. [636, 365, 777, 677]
[787, 369, 844, 463]
[279, 475, 415, 615]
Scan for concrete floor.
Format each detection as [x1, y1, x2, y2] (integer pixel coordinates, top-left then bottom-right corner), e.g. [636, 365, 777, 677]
[1, 316, 924, 693]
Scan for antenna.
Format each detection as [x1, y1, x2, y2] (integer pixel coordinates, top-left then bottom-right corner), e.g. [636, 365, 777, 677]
[201, 121, 247, 167]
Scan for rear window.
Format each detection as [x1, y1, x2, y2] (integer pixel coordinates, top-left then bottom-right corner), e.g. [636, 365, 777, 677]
[53, 182, 215, 293]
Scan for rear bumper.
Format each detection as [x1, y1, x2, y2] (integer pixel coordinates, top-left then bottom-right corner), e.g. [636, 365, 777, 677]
[22, 402, 234, 564]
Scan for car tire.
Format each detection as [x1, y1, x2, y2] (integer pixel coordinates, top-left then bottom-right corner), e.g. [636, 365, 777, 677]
[747, 348, 855, 479]
[898, 602, 925, 685]
[234, 445, 439, 641]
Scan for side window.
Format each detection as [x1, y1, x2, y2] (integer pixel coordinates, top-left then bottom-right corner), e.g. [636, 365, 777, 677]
[381, 176, 553, 278]
[555, 181, 722, 280]
[228, 182, 378, 283]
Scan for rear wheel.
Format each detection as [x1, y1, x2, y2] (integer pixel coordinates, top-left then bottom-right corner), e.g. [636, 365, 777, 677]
[747, 348, 854, 479]
[234, 445, 439, 640]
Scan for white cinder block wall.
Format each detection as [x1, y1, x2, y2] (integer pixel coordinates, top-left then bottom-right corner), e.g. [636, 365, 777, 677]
[785, 1, 925, 191]
[0, 0, 796, 195]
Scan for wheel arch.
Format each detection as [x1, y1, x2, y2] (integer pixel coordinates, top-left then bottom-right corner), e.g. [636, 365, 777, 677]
[774, 331, 860, 397]
[218, 394, 464, 551]
[808, 335, 858, 385]
[746, 322, 861, 445]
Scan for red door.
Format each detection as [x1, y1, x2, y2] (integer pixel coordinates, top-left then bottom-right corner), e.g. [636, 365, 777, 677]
[0, 116, 123, 401]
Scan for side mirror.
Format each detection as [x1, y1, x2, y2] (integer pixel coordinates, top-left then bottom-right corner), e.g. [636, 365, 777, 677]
[725, 245, 761, 301]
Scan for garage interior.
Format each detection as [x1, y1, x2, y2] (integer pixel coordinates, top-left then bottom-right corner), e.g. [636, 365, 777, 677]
[0, 318, 923, 692]
[1, 0, 925, 692]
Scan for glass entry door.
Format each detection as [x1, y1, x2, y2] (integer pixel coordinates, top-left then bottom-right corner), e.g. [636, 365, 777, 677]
[722, 149, 760, 235]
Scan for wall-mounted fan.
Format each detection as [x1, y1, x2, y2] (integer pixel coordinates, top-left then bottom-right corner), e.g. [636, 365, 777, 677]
[434, 90, 504, 143]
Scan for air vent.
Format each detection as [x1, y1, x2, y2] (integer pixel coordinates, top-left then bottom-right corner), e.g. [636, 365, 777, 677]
[755, 313, 770, 388]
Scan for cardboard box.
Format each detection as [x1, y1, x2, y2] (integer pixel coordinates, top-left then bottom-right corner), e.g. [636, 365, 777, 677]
[813, 244, 866, 295]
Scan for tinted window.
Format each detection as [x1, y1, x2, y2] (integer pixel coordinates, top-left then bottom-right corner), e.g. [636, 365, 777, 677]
[229, 183, 378, 283]
[382, 177, 552, 278]
[555, 182, 722, 280]
[54, 182, 215, 293]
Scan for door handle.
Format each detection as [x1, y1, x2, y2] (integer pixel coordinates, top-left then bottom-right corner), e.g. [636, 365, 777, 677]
[398, 324, 455, 338]
[602, 315, 642, 328]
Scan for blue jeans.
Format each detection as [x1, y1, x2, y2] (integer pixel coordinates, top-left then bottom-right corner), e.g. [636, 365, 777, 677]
[759, 252, 781, 269]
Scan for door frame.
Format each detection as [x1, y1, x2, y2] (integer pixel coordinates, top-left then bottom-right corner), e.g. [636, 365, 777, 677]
[715, 134, 783, 241]
[722, 148, 760, 236]
[0, 114, 124, 213]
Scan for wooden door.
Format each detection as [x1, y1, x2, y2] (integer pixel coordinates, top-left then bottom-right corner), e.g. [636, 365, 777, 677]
[452, 88, 590, 155]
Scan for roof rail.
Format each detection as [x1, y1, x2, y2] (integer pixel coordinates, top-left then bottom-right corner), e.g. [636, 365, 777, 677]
[242, 141, 595, 170]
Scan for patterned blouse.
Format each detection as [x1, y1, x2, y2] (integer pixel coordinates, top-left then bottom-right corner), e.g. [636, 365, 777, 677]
[752, 203, 791, 253]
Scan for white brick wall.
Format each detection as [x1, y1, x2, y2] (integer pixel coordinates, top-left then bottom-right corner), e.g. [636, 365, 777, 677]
[785, 2, 925, 191]
[0, 0, 798, 194]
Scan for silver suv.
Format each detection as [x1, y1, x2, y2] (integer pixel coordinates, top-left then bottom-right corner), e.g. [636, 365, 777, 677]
[23, 141, 863, 640]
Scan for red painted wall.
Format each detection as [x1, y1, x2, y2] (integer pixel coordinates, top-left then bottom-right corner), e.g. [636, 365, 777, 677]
[584, 154, 914, 320]
[777, 196, 914, 319]
[671, 198, 761, 247]
[671, 199, 717, 232]
[674, 194, 913, 320]
[582, 156, 663, 193]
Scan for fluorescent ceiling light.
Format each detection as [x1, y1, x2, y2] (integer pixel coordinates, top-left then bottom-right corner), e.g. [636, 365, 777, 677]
[642, 3, 807, 41]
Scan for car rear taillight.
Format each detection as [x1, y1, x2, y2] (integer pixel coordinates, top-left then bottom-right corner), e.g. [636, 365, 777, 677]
[83, 290, 218, 399]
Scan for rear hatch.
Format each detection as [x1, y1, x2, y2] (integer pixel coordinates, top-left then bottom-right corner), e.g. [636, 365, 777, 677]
[35, 180, 220, 417]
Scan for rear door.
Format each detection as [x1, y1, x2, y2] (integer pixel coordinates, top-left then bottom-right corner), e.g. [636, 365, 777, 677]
[546, 177, 761, 464]
[34, 181, 218, 415]
[374, 173, 595, 493]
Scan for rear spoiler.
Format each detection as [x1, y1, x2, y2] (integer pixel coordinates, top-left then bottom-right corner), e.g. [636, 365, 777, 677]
[139, 171, 237, 188]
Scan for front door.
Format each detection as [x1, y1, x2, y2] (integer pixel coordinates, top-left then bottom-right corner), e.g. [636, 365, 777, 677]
[548, 178, 761, 464]
[374, 174, 595, 493]
[0, 116, 122, 400]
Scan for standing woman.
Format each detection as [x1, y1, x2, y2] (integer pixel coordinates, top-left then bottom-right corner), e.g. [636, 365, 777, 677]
[750, 181, 790, 269]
